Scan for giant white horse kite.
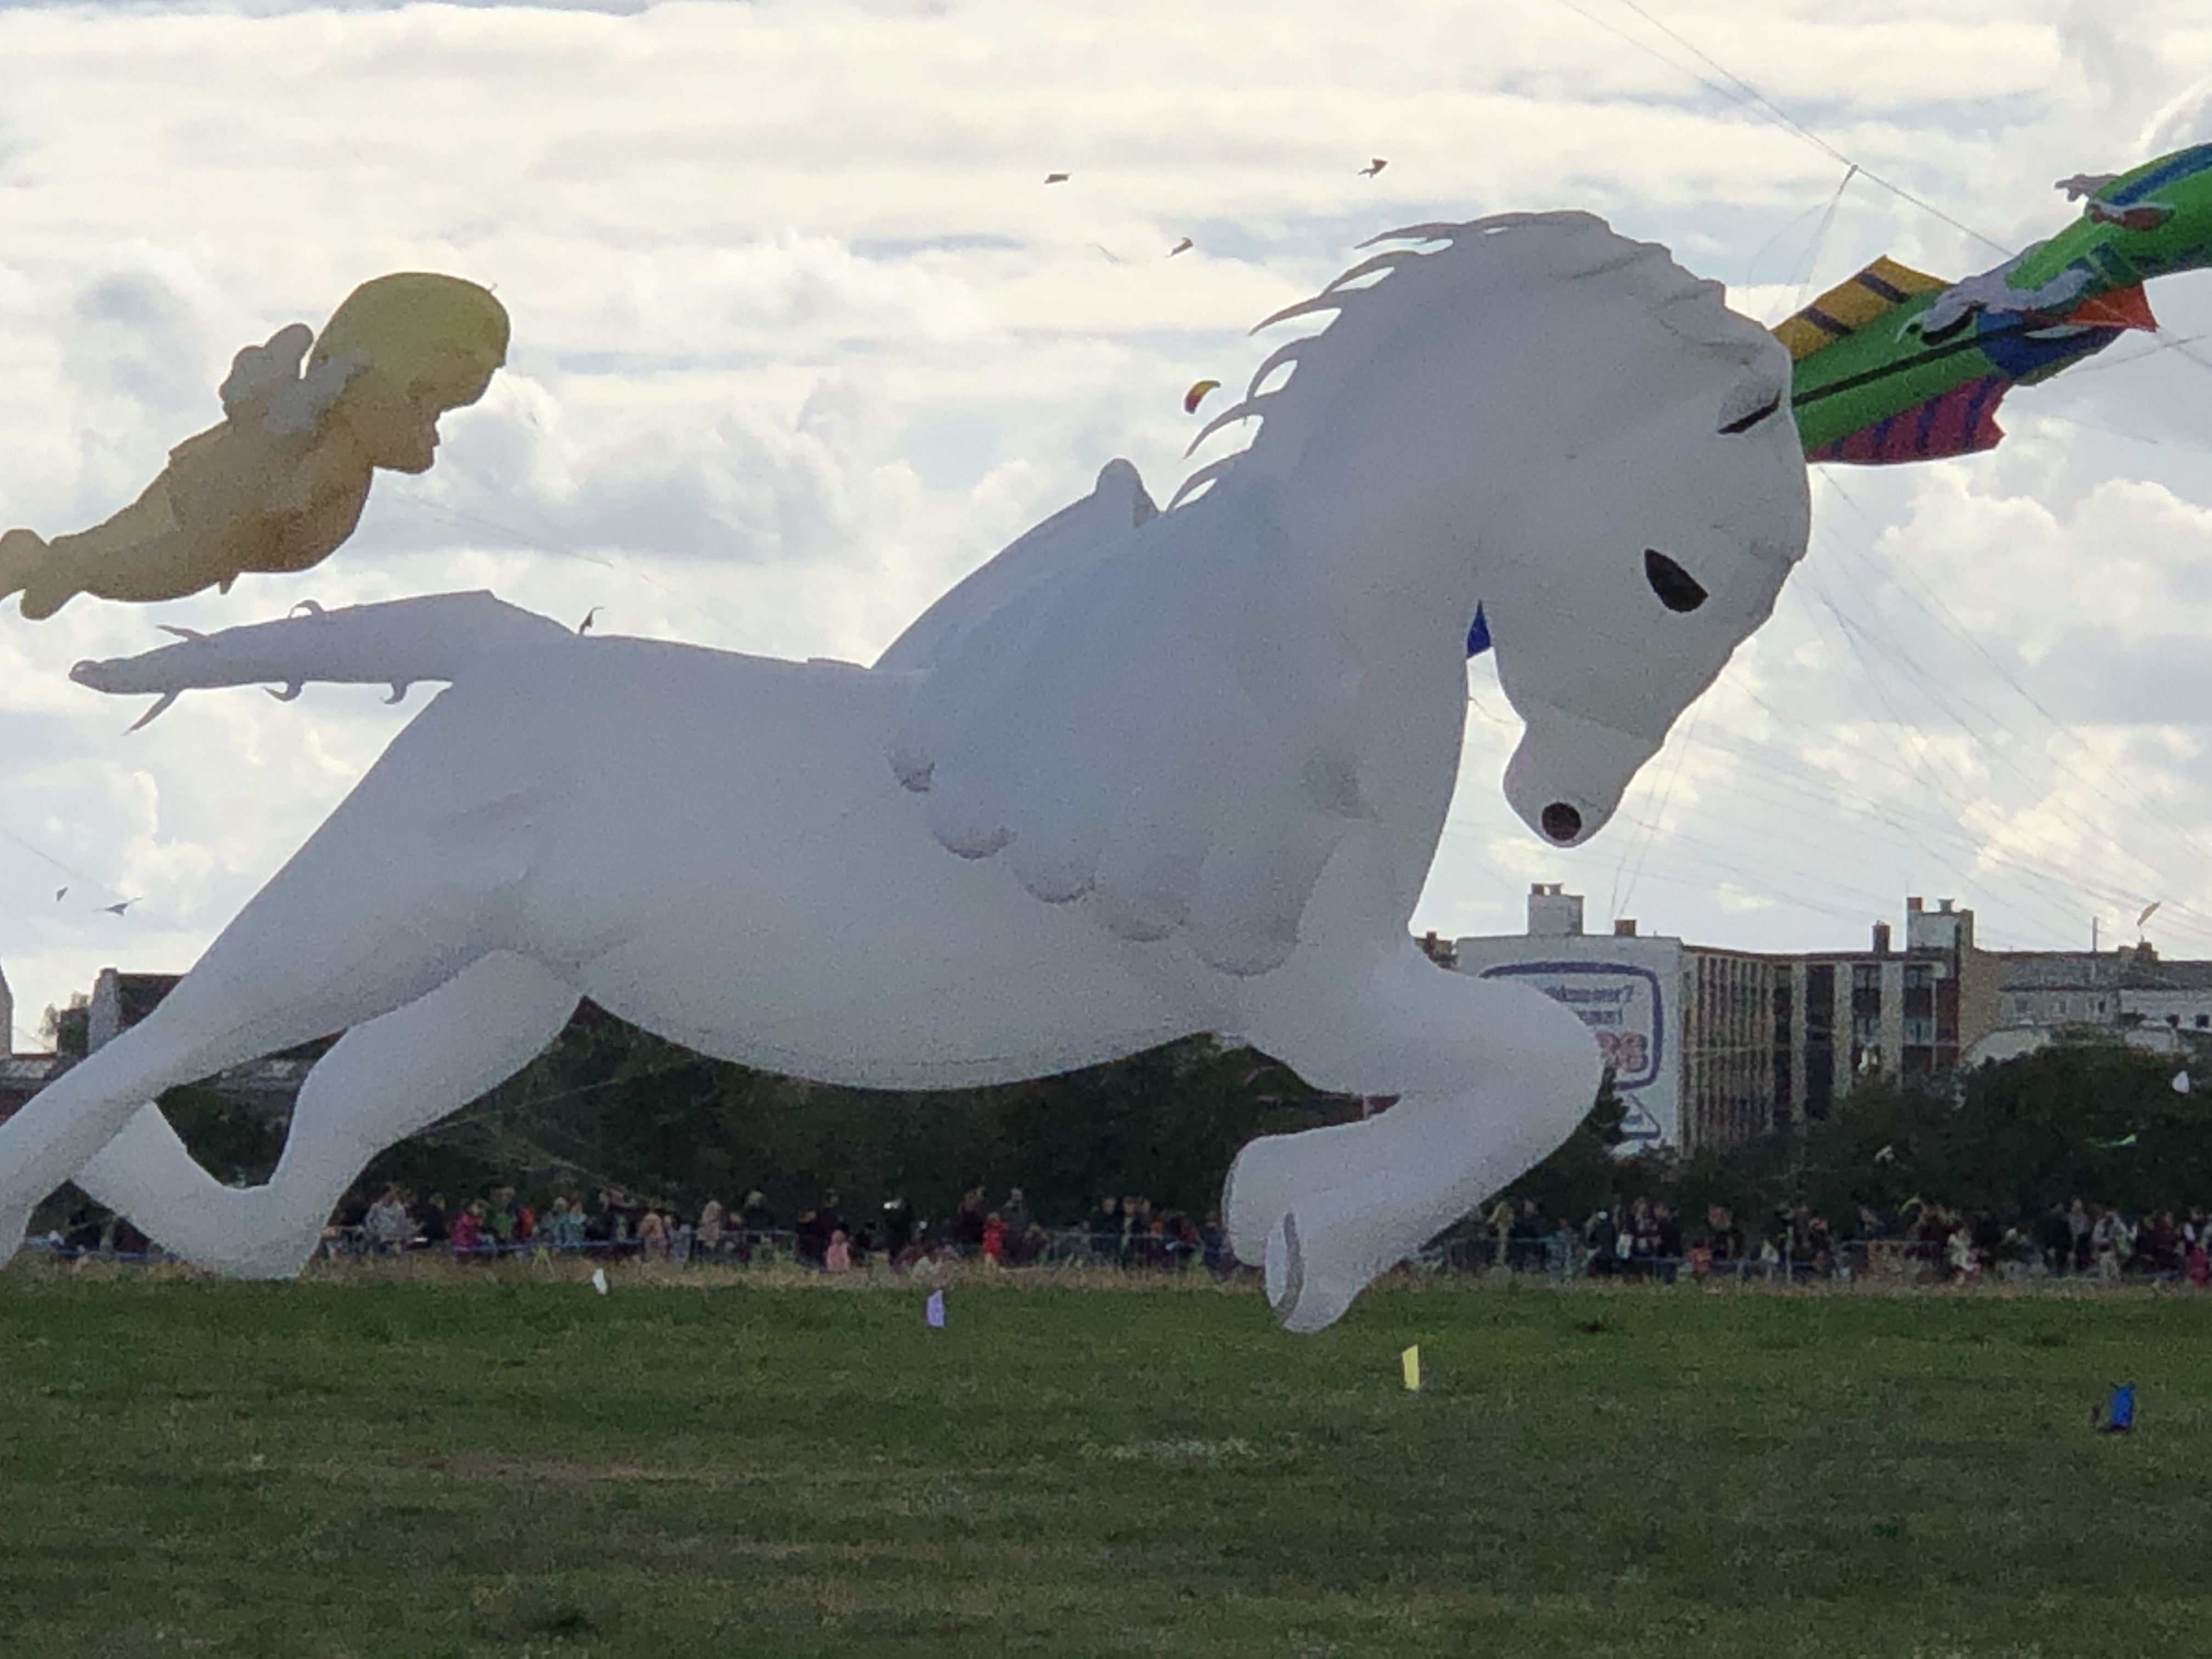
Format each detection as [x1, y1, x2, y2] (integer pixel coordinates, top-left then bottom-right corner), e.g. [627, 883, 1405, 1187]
[10, 213, 1809, 1331]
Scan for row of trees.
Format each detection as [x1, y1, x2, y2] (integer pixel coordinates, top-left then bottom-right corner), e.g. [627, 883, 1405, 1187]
[156, 1003, 1357, 1227]
[1504, 1037, 2211, 1230]
[121, 1012, 2212, 1240]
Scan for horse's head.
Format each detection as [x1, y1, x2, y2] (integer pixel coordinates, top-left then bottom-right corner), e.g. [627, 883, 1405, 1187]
[1483, 353, 1807, 845]
[1173, 211, 1810, 856]
[1472, 237, 1809, 848]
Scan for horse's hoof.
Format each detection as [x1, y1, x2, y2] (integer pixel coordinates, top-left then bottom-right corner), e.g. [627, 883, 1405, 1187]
[1265, 1208, 1368, 1334]
[1223, 1136, 1299, 1265]
[1263, 1210, 1305, 1317]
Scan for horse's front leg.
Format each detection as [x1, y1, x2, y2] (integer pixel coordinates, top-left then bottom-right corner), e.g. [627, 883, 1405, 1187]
[1227, 947, 1600, 1331]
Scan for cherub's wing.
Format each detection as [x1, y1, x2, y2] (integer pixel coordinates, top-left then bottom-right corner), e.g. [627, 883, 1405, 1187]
[889, 487, 1361, 976]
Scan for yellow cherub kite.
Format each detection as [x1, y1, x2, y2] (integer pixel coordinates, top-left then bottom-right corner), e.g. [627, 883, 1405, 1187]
[0, 272, 507, 620]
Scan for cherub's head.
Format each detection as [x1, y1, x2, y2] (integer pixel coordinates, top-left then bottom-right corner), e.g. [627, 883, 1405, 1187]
[312, 272, 510, 473]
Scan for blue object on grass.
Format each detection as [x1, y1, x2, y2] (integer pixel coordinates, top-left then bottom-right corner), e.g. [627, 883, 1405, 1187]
[2106, 1383, 2135, 1431]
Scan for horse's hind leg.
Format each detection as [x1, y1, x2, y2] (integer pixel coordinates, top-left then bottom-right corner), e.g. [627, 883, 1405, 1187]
[73, 953, 579, 1275]
[0, 798, 536, 1259]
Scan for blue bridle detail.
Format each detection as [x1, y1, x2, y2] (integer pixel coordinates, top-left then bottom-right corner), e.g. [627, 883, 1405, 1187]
[1465, 603, 1491, 657]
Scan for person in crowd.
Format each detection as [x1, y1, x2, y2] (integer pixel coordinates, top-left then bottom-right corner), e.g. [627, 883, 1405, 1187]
[415, 1192, 449, 1248]
[697, 1198, 726, 1257]
[2147, 1211, 2183, 1277]
[1508, 1198, 1547, 1272]
[824, 1227, 852, 1273]
[793, 1205, 828, 1267]
[1545, 1215, 1575, 1279]
[951, 1189, 987, 1254]
[1584, 1206, 1618, 1277]
[1655, 1203, 1684, 1283]
[737, 1190, 775, 1259]
[1200, 1210, 1231, 1276]
[1088, 1196, 1121, 1261]
[450, 1199, 486, 1255]
[482, 1187, 516, 1249]
[1141, 1214, 1170, 1269]
[2188, 1234, 2211, 1288]
[1706, 1205, 1742, 1267]
[981, 1211, 1007, 1264]
[1001, 1187, 1030, 1235]
[881, 1197, 916, 1260]
[1945, 1218, 1979, 1284]
[635, 1207, 669, 1260]
[2032, 1203, 2072, 1275]
[2092, 1206, 2132, 1283]
[1122, 1195, 1152, 1263]
[2068, 1197, 2094, 1274]
[1487, 1198, 1515, 1271]
[364, 1183, 413, 1254]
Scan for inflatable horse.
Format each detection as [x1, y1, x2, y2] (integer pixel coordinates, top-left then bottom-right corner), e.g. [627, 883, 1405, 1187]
[19, 212, 1810, 1331]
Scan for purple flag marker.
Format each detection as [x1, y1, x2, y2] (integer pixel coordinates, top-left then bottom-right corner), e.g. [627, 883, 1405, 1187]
[925, 1288, 946, 1329]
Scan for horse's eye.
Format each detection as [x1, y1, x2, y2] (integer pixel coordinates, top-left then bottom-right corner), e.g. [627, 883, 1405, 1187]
[1719, 392, 1781, 435]
[1645, 549, 1707, 613]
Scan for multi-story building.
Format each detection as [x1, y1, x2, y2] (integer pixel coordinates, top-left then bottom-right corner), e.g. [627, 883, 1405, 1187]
[1453, 889, 1974, 1156]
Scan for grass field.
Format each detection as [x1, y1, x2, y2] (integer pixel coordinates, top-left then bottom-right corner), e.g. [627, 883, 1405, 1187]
[3, 1261, 2209, 1658]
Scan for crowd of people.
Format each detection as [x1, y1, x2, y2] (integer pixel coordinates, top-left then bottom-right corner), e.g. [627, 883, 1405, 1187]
[337, 1182, 1236, 1274]
[1456, 1194, 2212, 1286]
[34, 1177, 2212, 1290]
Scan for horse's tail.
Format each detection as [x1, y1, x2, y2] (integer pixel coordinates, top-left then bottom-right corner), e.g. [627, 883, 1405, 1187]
[69, 589, 573, 730]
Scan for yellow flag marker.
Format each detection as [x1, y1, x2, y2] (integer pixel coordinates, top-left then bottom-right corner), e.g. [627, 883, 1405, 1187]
[1401, 1344, 1422, 1392]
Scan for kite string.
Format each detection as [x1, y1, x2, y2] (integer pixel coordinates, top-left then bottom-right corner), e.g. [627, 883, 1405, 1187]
[1554, 0, 2015, 259]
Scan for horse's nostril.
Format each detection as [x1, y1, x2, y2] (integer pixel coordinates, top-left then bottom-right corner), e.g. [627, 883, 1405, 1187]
[1541, 802, 1582, 842]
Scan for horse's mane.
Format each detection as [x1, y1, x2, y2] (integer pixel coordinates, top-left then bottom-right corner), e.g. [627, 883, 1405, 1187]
[1168, 211, 1772, 510]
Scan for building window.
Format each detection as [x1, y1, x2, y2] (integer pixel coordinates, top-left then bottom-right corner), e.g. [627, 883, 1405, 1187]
[1903, 1017, 1936, 1045]
[2197, 1015, 2208, 1030]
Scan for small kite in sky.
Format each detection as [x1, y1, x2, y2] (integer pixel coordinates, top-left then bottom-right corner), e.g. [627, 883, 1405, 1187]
[1359, 158, 1388, 177]
[0, 273, 507, 619]
[1782, 143, 2212, 464]
[53, 887, 65, 903]
[1168, 236, 1194, 257]
[1183, 379, 1221, 414]
[101, 899, 140, 916]
[1044, 171, 1069, 184]
[579, 607, 602, 636]
[2139, 900, 2162, 928]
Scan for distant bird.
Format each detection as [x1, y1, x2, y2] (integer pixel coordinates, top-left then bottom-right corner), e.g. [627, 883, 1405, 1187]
[1044, 172, 1069, 184]
[1089, 243, 1125, 264]
[102, 898, 140, 916]
[1184, 378, 1221, 414]
[53, 886, 66, 902]
[1359, 157, 1388, 178]
[579, 607, 602, 636]
[1168, 236, 1194, 257]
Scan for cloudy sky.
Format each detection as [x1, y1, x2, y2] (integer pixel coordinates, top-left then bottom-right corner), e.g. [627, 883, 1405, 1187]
[2, 0, 2211, 1039]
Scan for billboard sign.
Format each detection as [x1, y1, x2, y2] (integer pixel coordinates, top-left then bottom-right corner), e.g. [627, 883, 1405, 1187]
[1475, 960, 1672, 1144]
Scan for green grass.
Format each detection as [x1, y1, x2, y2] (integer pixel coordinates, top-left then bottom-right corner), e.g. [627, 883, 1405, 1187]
[4, 1262, 2209, 1657]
